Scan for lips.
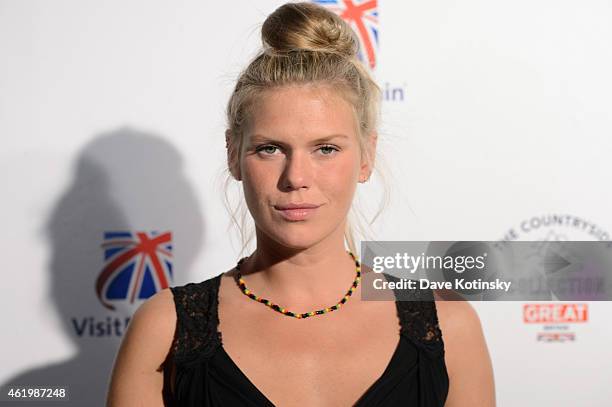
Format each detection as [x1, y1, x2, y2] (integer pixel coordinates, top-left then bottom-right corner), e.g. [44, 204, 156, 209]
[273, 203, 321, 221]
[274, 203, 321, 210]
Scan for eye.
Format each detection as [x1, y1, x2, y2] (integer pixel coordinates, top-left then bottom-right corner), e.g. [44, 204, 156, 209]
[255, 144, 281, 155]
[318, 144, 340, 155]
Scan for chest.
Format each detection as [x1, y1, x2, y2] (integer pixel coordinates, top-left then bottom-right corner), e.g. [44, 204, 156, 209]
[219, 296, 401, 406]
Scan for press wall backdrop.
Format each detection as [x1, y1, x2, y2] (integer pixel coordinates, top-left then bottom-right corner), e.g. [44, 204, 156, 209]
[1, 0, 611, 405]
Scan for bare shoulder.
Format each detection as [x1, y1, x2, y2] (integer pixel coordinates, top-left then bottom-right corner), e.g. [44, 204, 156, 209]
[133, 288, 177, 347]
[106, 288, 177, 406]
[121, 288, 177, 363]
[433, 295, 496, 407]
[133, 287, 177, 330]
[434, 296, 482, 340]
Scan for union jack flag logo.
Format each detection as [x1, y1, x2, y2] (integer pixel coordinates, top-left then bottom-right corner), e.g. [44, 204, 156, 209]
[312, 0, 379, 69]
[95, 231, 173, 310]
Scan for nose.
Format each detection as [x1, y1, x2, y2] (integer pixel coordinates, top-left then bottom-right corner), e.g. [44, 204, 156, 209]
[280, 151, 313, 191]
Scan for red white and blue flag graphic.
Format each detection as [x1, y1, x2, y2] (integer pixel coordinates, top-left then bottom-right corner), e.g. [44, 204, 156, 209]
[95, 231, 173, 310]
[312, 0, 379, 69]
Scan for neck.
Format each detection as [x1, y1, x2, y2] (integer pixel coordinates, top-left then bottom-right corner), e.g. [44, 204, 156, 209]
[238, 222, 359, 309]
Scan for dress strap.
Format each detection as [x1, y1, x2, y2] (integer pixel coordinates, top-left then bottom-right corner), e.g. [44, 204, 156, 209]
[169, 274, 223, 364]
[382, 273, 445, 353]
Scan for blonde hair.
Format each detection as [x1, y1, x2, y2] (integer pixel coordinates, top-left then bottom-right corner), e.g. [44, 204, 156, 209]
[222, 1, 388, 257]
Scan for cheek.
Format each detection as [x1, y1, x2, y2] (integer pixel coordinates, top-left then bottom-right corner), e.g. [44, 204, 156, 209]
[317, 153, 360, 203]
[241, 161, 272, 208]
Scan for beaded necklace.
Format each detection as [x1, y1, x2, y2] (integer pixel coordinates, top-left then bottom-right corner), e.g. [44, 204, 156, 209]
[233, 251, 361, 319]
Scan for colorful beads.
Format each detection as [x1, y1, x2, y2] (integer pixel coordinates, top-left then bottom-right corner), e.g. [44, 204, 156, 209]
[234, 251, 361, 319]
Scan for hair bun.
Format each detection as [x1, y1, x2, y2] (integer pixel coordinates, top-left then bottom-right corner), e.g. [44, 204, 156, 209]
[261, 2, 359, 57]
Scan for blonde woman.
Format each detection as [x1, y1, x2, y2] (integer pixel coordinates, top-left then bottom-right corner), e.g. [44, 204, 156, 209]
[106, 2, 495, 406]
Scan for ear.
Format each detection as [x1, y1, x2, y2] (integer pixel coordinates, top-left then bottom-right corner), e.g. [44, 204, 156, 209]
[359, 131, 378, 183]
[226, 129, 242, 181]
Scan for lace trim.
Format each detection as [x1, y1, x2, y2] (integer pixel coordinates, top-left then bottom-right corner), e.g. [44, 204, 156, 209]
[169, 274, 223, 364]
[378, 272, 444, 351]
[396, 298, 443, 341]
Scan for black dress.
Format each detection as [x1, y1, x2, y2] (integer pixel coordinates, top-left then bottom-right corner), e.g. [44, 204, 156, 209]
[163, 273, 449, 406]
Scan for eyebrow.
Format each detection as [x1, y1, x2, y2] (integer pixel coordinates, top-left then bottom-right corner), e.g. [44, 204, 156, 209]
[249, 134, 349, 144]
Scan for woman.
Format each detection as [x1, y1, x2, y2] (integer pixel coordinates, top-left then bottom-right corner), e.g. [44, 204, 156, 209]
[106, 2, 495, 406]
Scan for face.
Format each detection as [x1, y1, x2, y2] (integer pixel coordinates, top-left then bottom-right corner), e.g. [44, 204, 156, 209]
[235, 84, 372, 250]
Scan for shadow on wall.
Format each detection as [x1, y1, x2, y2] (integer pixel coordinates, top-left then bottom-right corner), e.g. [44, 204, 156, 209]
[1, 127, 204, 405]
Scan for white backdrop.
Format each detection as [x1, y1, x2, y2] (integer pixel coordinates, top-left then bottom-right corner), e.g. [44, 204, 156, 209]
[1, 0, 611, 405]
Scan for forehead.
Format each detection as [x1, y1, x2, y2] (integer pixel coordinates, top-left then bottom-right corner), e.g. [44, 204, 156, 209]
[249, 84, 357, 139]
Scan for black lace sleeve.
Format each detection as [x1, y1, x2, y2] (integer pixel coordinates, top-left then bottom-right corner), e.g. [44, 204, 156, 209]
[169, 275, 223, 365]
[396, 297, 444, 351]
[382, 273, 445, 354]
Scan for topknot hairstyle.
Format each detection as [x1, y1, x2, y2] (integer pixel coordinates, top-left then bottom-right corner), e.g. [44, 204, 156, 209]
[261, 2, 359, 57]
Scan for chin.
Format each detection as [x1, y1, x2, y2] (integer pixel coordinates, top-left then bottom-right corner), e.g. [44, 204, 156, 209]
[265, 225, 323, 250]
[274, 234, 319, 250]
